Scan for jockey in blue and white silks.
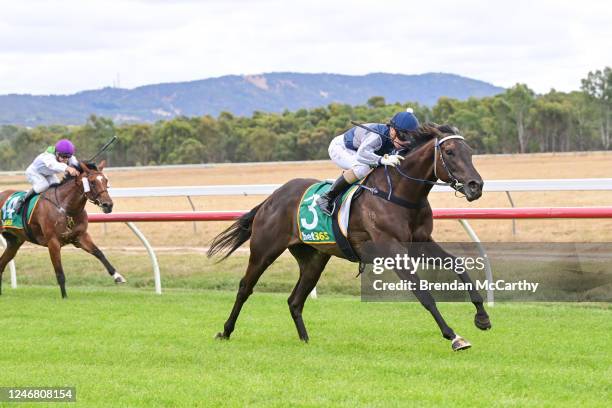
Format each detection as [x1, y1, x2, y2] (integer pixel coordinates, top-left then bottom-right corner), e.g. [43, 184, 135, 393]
[317, 109, 420, 216]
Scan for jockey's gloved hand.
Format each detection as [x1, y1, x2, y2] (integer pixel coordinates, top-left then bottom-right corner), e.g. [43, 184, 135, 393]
[66, 167, 80, 177]
[379, 154, 404, 167]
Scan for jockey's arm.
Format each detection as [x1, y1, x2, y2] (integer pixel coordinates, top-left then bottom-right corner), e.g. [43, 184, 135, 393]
[68, 156, 79, 167]
[355, 133, 383, 167]
[39, 152, 69, 173]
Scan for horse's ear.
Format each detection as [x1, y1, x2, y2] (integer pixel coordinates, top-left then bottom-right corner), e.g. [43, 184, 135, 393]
[78, 161, 89, 173]
[98, 160, 106, 171]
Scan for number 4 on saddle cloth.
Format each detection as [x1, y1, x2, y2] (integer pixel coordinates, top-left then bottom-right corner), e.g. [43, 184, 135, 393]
[1, 191, 41, 230]
[297, 181, 361, 262]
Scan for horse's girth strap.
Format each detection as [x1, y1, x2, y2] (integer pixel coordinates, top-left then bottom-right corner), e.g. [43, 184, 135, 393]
[366, 187, 427, 209]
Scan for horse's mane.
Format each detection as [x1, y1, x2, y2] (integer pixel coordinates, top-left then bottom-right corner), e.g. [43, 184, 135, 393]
[80, 162, 99, 171]
[58, 176, 76, 186]
[396, 123, 459, 153]
[57, 162, 99, 187]
[435, 123, 460, 136]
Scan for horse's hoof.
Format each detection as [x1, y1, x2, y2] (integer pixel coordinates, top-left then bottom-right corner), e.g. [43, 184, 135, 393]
[215, 332, 230, 340]
[113, 273, 127, 284]
[451, 335, 472, 351]
[474, 314, 492, 330]
[300, 337, 309, 344]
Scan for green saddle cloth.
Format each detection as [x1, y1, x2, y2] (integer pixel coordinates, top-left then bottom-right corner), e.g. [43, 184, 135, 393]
[297, 181, 358, 244]
[1, 192, 41, 229]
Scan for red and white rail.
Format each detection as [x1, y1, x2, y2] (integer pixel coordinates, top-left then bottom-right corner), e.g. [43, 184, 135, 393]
[4, 207, 611, 301]
[87, 207, 612, 222]
[85, 207, 612, 302]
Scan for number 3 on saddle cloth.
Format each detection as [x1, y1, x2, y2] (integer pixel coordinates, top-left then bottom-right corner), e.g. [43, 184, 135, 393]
[297, 181, 361, 262]
[1, 192, 41, 232]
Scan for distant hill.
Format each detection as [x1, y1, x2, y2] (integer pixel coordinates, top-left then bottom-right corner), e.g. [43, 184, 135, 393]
[0, 72, 504, 126]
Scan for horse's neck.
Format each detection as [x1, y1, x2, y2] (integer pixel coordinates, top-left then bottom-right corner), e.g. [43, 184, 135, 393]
[370, 141, 436, 202]
[53, 181, 86, 215]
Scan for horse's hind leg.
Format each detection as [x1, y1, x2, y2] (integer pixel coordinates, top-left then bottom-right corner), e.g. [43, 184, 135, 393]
[216, 237, 287, 340]
[287, 245, 330, 342]
[47, 238, 67, 298]
[0, 234, 24, 295]
[74, 232, 126, 283]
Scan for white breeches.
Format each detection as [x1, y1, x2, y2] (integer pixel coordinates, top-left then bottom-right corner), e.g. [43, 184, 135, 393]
[25, 169, 60, 193]
[328, 135, 371, 179]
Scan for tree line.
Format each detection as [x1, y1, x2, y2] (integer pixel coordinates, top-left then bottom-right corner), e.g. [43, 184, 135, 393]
[0, 67, 610, 170]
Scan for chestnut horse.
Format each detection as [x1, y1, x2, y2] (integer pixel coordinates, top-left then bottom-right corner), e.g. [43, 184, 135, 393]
[0, 161, 125, 298]
[208, 124, 491, 351]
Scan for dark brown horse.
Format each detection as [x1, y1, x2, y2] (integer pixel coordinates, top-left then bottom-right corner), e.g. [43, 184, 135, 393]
[0, 161, 124, 298]
[208, 124, 491, 350]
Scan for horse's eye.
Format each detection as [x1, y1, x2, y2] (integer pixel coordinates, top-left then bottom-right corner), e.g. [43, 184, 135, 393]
[445, 149, 454, 155]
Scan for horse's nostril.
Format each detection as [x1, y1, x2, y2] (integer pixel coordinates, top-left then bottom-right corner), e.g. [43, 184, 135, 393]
[101, 203, 113, 214]
[466, 180, 483, 194]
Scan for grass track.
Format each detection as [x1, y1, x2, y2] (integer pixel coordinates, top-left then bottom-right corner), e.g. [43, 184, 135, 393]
[0, 286, 610, 407]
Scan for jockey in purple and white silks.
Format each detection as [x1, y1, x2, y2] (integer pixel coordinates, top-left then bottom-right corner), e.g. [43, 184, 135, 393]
[317, 109, 420, 216]
[14, 139, 81, 213]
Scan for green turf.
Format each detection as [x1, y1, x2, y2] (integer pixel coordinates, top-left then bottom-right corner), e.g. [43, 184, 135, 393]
[6, 250, 363, 295]
[0, 286, 610, 407]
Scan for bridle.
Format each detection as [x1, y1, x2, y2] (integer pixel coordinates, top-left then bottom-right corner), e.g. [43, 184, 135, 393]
[41, 173, 109, 214]
[393, 135, 467, 195]
[433, 135, 466, 194]
[80, 173, 109, 207]
[358, 134, 469, 209]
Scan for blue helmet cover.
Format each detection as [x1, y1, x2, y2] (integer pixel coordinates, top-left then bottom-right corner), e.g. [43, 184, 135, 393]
[390, 109, 419, 132]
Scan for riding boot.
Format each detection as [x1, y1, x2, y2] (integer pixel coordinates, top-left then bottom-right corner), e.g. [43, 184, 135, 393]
[14, 189, 35, 214]
[317, 174, 351, 216]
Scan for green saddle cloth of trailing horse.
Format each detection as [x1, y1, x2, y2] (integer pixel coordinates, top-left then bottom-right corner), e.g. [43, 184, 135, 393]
[297, 181, 359, 244]
[1, 192, 41, 229]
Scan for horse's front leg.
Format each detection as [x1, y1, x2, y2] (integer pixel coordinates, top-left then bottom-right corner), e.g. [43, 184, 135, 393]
[375, 239, 471, 351]
[424, 239, 491, 330]
[395, 264, 471, 351]
[48, 238, 68, 298]
[74, 232, 125, 283]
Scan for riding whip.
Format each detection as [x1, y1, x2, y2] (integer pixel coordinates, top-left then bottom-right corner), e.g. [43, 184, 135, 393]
[88, 135, 118, 162]
[350, 121, 386, 137]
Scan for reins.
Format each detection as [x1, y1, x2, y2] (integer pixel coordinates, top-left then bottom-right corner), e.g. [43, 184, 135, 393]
[40, 173, 107, 215]
[40, 184, 68, 214]
[360, 135, 468, 209]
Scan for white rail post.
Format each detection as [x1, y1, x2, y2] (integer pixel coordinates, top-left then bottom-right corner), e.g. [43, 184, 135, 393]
[186, 195, 197, 233]
[310, 287, 317, 299]
[0, 235, 17, 288]
[505, 190, 517, 235]
[458, 219, 494, 306]
[125, 222, 162, 294]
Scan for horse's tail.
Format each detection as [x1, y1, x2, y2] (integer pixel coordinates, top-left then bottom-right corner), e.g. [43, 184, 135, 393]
[207, 201, 264, 261]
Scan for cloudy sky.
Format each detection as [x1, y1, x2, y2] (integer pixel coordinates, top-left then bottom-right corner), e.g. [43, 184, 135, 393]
[0, 0, 609, 95]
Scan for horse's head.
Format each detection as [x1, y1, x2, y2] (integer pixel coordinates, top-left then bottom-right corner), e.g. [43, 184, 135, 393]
[78, 160, 114, 213]
[433, 125, 483, 201]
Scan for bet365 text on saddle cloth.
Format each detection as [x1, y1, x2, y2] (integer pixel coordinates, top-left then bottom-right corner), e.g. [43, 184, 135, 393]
[297, 182, 359, 244]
